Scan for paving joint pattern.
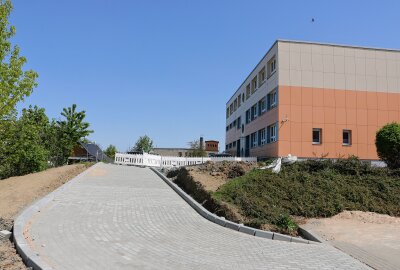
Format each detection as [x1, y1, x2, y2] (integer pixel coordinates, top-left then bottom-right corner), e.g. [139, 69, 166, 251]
[14, 163, 370, 269]
[151, 168, 315, 244]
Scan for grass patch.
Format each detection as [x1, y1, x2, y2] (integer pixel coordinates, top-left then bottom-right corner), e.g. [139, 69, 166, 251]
[213, 157, 400, 234]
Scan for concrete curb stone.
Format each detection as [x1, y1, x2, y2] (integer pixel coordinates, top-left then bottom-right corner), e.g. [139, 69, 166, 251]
[298, 226, 324, 243]
[254, 230, 274, 239]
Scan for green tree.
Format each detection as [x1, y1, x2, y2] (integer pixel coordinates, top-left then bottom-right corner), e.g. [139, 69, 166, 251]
[0, 106, 49, 178]
[376, 122, 400, 169]
[133, 135, 153, 153]
[104, 144, 117, 159]
[56, 104, 93, 165]
[0, 110, 17, 178]
[187, 140, 207, 157]
[0, 0, 38, 118]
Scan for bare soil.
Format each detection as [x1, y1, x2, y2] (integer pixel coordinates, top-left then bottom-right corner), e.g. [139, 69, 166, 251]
[304, 211, 400, 267]
[186, 161, 257, 192]
[180, 162, 272, 229]
[0, 164, 91, 270]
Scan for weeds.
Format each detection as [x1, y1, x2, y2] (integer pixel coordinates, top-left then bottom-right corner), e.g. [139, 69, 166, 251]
[213, 157, 400, 233]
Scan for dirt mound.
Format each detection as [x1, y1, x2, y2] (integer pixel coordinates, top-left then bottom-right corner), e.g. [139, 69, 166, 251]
[185, 161, 257, 192]
[191, 161, 255, 178]
[170, 167, 244, 223]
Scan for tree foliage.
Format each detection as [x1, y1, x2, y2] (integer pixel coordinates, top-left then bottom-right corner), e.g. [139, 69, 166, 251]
[133, 135, 153, 153]
[0, 0, 38, 118]
[0, 106, 49, 178]
[104, 144, 117, 159]
[55, 104, 94, 166]
[376, 122, 400, 169]
[0, 104, 94, 179]
[187, 140, 207, 157]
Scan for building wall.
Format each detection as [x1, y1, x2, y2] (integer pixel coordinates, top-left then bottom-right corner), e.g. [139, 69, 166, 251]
[153, 148, 191, 157]
[225, 42, 279, 155]
[277, 40, 400, 159]
[205, 141, 219, 152]
[225, 39, 400, 159]
[277, 86, 400, 159]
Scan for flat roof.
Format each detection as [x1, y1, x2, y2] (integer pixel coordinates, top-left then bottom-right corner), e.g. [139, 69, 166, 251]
[226, 39, 400, 105]
[278, 39, 400, 53]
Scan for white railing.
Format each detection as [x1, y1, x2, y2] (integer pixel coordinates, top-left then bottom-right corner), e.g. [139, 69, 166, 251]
[114, 153, 257, 168]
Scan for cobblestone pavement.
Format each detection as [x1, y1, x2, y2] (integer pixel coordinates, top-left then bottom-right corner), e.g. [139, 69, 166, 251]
[26, 163, 369, 269]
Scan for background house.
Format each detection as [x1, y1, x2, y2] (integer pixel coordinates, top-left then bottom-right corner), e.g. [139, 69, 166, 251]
[69, 142, 112, 163]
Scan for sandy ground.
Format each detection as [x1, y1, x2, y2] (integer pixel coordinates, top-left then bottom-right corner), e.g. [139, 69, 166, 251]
[0, 164, 91, 270]
[187, 161, 257, 192]
[304, 211, 400, 269]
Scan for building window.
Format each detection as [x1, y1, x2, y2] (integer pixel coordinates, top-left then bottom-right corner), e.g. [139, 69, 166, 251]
[242, 93, 245, 102]
[267, 123, 277, 143]
[226, 107, 229, 119]
[226, 144, 228, 150]
[258, 128, 266, 146]
[234, 99, 237, 111]
[251, 76, 257, 94]
[237, 95, 241, 107]
[237, 117, 241, 129]
[246, 84, 251, 99]
[267, 56, 276, 77]
[233, 141, 236, 147]
[246, 109, 251, 124]
[312, 128, 322, 144]
[229, 123, 233, 129]
[267, 90, 277, 110]
[229, 103, 233, 115]
[343, 130, 352, 145]
[251, 104, 258, 121]
[258, 67, 266, 86]
[258, 97, 266, 115]
[226, 126, 229, 131]
[251, 132, 257, 148]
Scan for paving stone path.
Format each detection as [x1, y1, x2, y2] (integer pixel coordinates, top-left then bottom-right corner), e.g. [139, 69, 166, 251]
[23, 163, 369, 269]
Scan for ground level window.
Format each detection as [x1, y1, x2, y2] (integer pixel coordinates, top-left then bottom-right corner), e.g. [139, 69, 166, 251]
[312, 128, 322, 144]
[343, 130, 352, 145]
[258, 128, 266, 145]
[267, 123, 277, 143]
[250, 132, 257, 148]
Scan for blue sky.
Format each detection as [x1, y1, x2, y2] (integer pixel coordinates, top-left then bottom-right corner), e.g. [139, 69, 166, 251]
[12, 0, 400, 151]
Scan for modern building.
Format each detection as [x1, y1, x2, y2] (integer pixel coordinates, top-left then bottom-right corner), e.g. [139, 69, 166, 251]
[225, 40, 400, 159]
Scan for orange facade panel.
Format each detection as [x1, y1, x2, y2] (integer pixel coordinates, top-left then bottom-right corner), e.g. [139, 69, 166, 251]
[277, 86, 400, 159]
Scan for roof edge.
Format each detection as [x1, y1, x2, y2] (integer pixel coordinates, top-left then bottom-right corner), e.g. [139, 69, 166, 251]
[226, 40, 279, 105]
[277, 39, 400, 53]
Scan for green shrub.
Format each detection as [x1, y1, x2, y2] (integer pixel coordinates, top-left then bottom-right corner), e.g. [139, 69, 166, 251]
[376, 122, 400, 169]
[213, 157, 400, 230]
[276, 214, 298, 233]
